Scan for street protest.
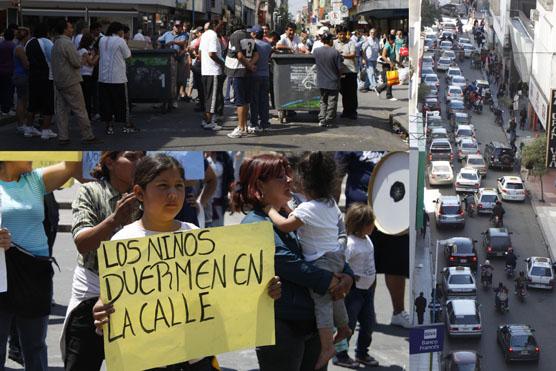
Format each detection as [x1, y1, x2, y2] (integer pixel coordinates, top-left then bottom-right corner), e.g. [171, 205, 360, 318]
[0, 150, 409, 370]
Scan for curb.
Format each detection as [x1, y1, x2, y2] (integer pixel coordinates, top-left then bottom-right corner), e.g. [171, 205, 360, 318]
[529, 196, 554, 260]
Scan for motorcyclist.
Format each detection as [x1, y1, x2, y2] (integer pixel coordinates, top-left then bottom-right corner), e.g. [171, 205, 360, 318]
[491, 200, 505, 225]
[515, 271, 527, 294]
[481, 260, 494, 284]
[463, 193, 475, 212]
[494, 282, 509, 309]
[505, 247, 517, 272]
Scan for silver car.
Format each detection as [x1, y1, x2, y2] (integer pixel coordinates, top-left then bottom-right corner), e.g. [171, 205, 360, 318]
[446, 299, 482, 337]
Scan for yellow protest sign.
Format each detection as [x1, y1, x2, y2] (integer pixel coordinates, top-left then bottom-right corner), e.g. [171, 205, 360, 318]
[98, 222, 276, 371]
[0, 151, 82, 161]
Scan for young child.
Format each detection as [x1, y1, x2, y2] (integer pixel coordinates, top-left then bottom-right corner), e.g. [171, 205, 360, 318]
[266, 151, 352, 369]
[335, 203, 378, 367]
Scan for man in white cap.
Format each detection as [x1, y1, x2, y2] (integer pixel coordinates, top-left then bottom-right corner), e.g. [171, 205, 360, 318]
[311, 26, 329, 53]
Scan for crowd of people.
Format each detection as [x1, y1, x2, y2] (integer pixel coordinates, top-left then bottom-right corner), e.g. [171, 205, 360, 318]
[0, 150, 409, 370]
[0, 19, 407, 141]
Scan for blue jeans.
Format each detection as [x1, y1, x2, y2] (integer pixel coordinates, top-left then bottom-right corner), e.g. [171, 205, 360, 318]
[345, 285, 376, 358]
[250, 76, 270, 128]
[364, 61, 377, 90]
[0, 311, 48, 371]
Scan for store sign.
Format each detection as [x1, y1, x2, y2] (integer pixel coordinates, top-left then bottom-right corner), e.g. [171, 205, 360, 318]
[547, 90, 556, 168]
[529, 78, 548, 129]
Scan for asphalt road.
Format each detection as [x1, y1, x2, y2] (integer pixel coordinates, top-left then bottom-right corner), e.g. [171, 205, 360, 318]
[424, 33, 556, 370]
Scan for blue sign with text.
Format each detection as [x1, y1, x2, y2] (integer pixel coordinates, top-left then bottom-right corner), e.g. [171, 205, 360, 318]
[409, 324, 444, 354]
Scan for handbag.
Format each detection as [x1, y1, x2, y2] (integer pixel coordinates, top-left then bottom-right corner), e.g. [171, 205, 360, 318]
[399, 46, 409, 57]
[386, 69, 400, 86]
[0, 243, 59, 318]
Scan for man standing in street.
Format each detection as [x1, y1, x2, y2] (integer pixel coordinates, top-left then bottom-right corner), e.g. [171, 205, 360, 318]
[414, 292, 427, 325]
[362, 28, 380, 92]
[249, 25, 272, 134]
[0, 27, 16, 117]
[199, 20, 224, 131]
[158, 21, 188, 109]
[51, 20, 96, 144]
[225, 23, 258, 139]
[313, 32, 342, 128]
[334, 26, 358, 120]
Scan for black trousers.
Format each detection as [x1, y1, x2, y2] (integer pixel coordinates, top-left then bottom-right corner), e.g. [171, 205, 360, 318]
[81, 76, 95, 120]
[417, 311, 425, 325]
[376, 64, 393, 99]
[340, 73, 358, 116]
[256, 318, 327, 371]
[98, 82, 127, 124]
[0, 74, 13, 113]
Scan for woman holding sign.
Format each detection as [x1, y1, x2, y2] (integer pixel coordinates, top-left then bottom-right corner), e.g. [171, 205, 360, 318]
[232, 153, 354, 371]
[92, 154, 281, 370]
[0, 160, 82, 371]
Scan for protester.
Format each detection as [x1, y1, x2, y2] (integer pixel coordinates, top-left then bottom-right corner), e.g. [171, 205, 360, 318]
[78, 32, 98, 120]
[334, 26, 358, 120]
[204, 152, 234, 227]
[361, 28, 380, 92]
[51, 20, 97, 144]
[63, 151, 144, 370]
[13, 27, 31, 135]
[313, 32, 342, 128]
[262, 24, 273, 44]
[249, 25, 272, 133]
[373, 34, 399, 101]
[0, 27, 15, 116]
[133, 29, 146, 41]
[159, 21, 189, 109]
[311, 27, 329, 52]
[232, 153, 353, 371]
[98, 22, 138, 134]
[276, 23, 307, 54]
[189, 27, 204, 112]
[395, 30, 405, 63]
[0, 160, 82, 371]
[225, 23, 258, 138]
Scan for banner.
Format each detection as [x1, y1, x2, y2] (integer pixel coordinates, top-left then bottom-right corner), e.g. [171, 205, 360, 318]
[0, 151, 82, 161]
[98, 222, 276, 371]
[547, 90, 556, 168]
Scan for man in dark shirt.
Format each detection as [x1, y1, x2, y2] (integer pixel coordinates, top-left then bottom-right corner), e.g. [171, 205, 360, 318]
[312, 32, 342, 128]
[414, 292, 427, 325]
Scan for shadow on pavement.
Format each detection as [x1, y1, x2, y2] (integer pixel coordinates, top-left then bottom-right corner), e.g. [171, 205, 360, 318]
[373, 323, 410, 338]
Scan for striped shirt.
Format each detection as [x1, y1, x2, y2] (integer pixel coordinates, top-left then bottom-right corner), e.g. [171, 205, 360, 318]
[0, 169, 49, 256]
[71, 179, 140, 274]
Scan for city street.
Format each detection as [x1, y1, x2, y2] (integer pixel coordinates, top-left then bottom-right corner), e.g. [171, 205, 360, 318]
[423, 28, 556, 370]
[0, 85, 408, 151]
[4, 183, 408, 371]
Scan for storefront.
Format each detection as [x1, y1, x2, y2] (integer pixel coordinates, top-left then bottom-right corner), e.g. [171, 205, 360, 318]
[528, 77, 549, 132]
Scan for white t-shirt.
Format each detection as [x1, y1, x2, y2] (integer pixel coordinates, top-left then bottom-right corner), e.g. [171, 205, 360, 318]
[311, 40, 324, 53]
[111, 220, 198, 240]
[292, 199, 342, 262]
[98, 35, 131, 84]
[199, 29, 223, 76]
[133, 32, 146, 41]
[78, 48, 94, 76]
[277, 34, 303, 52]
[345, 235, 376, 290]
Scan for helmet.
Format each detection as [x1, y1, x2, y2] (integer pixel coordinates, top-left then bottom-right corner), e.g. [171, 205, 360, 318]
[507, 247, 513, 253]
[484, 260, 490, 265]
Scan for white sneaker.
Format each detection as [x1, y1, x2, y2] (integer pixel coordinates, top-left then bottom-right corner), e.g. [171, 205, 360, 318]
[172, 102, 179, 109]
[201, 120, 210, 128]
[41, 129, 58, 140]
[389, 97, 398, 101]
[24, 126, 41, 137]
[227, 127, 245, 138]
[205, 122, 222, 131]
[391, 311, 411, 328]
[247, 126, 257, 134]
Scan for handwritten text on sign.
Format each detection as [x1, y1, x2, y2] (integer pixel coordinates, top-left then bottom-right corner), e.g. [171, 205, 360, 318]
[98, 222, 276, 371]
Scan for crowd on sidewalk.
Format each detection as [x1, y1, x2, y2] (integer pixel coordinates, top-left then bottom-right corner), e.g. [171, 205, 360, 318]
[0, 19, 408, 142]
[0, 151, 409, 370]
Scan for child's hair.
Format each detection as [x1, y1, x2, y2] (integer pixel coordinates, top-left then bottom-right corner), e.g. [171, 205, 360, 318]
[297, 151, 337, 201]
[345, 203, 375, 236]
[133, 154, 184, 190]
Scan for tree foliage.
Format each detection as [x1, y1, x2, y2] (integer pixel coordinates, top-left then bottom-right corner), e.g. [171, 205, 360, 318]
[421, 0, 441, 29]
[522, 134, 548, 177]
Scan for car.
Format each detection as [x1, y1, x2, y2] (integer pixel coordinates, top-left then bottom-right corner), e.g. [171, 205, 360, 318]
[436, 57, 454, 72]
[525, 256, 556, 290]
[421, 65, 435, 77]
[435, 196, 465, 228]
[429, 160, 454, 186]
[429, 138, 454, 162]
[497, 324, 539, 362]
[475, 188, 499, 214]
[442, 237, 478, 269]
[440, 40, 453, 51]
[442, 266, 477, 299]
[430, 127, 449, 141]
[425, 33, 437, 43]
[442, 50, 457, 62]
[426, 112, 448, 134]
[443, 351, 481, 371]
[482, 227, 513, 258]
[484, 141, 516, 170]
[446, 68, 463, 85]
[424, 74, 440, 89]
[422, 54, 436, 69]
[446, 85, 463, 102]
[457, 138, 480, 161]
[446, 299, 482, 337]
[497, 176, 526, 202]
[455, 167, 481, 193]
[426, 85, 440, 97]
[447, 100, 466, 120]
[451, 112, 470, 129]
[466, 154, 488, 177]
[461, 43, 475, 57]
[474, 79, 490, 96]
[442, 21, 458, 33]
[451, 75, 467, 88]
[455, 124, 475, 142]
[422, 97, 442, 115]
[423, 38, 434, 52]
[459, 37, 471, 45]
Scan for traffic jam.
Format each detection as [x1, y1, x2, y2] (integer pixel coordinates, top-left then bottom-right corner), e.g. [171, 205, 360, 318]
[420, 13, 556, 371]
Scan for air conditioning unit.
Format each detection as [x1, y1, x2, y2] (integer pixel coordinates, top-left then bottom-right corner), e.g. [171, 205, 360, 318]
[530, 9, 539, 22]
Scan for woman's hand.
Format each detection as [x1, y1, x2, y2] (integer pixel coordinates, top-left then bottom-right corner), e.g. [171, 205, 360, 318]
[110, 193, 138, 228]
[267, 276, 282, 300]
[330, 273, 353, 301]
[92, 298, 115, 334]
[0, 228, 11, 251]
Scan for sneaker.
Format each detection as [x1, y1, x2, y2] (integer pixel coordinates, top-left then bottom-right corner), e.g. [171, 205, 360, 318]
[355, 354, 379, 367]
[246, 126, 257, 134]
[391, 310, 411, 328]
[319, 121, 330, 128]
[227, 127, 245, 138]
[41, 129, 58, 140]
[332, 353, 359, 369]
[204, 122, 222, 131]
[389, 97, 398, 101]
[373, 87, 380, 97]
[201, 120, 210, 129]
[172, 101, 179, 109]
[24, 126, 41, 137]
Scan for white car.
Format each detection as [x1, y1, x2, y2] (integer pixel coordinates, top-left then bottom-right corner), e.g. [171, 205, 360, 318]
[422, 54, 435, 68]
[459, 37, 471, 45]
[451, 75, 467, 88]
[429, 160, 454, 185]
[437, 57, 453, 72]
[475, 188, 499, 214]
[455, 124, 475, 142]
[455, 167, 481, 193]
[446, 85, 463, 101]
[466, 154, 488, 177]
[430, 127, 449, 141]
[525, 257, 555, 290]
[497, 176, 527, 201]
[445, 299, 482, 337]
[461, 43, 474, 57]
[446, 67, 462, 82]
[442, 50, 457, 62]
[457, 137, 480, 160]
[440, 40, 453, 50]
[421, 65, 435, 77]
[424, 74, 440, 88]
[442, 266, 477, 299]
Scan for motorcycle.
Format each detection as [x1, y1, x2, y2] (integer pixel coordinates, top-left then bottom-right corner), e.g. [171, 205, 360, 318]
[466, 201, 475, 217]
[484, 91, 493, 105]
[491, 214, 504, 227]
[481, 270, 492, 289]
[472, 99, 483, 113]
[505, 264, 515, 278]
[516, 284, 527, 302]
[496, 293, 509, 313]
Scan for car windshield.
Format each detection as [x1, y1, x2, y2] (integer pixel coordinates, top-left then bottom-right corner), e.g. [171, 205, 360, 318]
[449, 275, 473, 284]
[462, 142, 477, 149]
[440, 58, 451, 64]
[458, 130, 473, 137]
[531, 266, 552, 277]
[434, 165, 451, 173]
[450, 89, 461, 95]
[453, 314, 479, 325]
[453, 77, 466, 83]
[491, 236, 510, 248]
[426, 76, 438, 82]
[468, 158, 485, 165]
[449, 240, 472, 254]
[441, 205, 460, 215]
[480, 194, 497, 203]
[449, 70, 460, 76]
[451, 102, 464, 109]
[505, 182, 523, 189]
[510, 334, 537, 347]
[460, 172, 478, 181]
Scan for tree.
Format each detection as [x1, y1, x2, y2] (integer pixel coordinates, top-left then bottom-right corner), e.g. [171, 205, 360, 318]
[421, 0, 441, 29]
[522, 134, 548, 202]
